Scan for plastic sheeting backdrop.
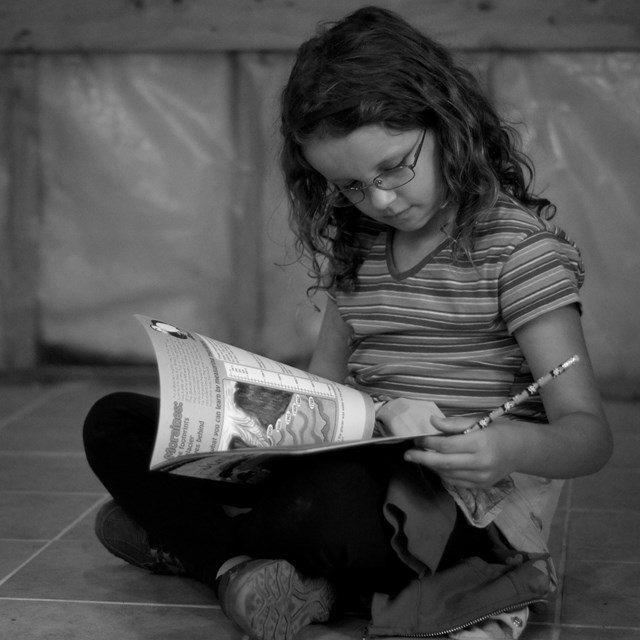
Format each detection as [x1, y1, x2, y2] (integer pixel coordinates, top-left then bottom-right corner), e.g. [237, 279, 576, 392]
[36, 53, 321, 366]
[8, 52, 640, 389]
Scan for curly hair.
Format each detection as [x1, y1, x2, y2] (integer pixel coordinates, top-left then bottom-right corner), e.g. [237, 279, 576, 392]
[280, 6, 555, 294]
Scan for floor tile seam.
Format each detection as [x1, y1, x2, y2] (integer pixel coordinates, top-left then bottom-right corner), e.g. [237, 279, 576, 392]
[0, 596, 219, 610]
[572, 509, 640, 514]
[0, 539, 50, 585]
[0, 490, 106, 497]
[564, 558, 640, 565]
[0, 451, 85, 458]
[0, 495, 107, 588]
[0, 382, 87, 433]
[569, 506, 640, 514]
[552, 479, 573, 632]
[0, 538, 52, 543]
[556, 622, 640, 631]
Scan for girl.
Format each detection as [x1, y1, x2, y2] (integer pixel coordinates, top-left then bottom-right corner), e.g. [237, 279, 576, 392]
[84, 6, 612, 640]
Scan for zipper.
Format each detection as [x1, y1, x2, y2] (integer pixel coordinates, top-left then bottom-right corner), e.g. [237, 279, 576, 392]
[363, 598, 545, 639]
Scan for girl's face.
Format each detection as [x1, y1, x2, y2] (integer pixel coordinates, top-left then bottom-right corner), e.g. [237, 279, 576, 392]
[303, 125, 447, 235]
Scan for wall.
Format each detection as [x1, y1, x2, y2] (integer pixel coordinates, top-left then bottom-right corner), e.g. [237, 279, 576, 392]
[0, 1, 639, 394]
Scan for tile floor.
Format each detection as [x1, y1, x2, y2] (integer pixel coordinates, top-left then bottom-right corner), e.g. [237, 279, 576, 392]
[0, 369, 638, 640]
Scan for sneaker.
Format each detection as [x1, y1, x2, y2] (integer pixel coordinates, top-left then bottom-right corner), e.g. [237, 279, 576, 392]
[94, 499, 186, 575]
[217, 558, 336, 640]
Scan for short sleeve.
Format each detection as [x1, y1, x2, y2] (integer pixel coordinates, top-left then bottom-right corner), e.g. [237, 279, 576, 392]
[499, 230, 585, 333]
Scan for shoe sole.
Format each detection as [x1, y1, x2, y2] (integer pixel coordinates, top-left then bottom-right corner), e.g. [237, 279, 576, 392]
[221, 559, 336, 640]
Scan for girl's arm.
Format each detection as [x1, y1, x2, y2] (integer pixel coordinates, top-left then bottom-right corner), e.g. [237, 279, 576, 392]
[404, 305, 613, 487]
[307, 297, 352, 383]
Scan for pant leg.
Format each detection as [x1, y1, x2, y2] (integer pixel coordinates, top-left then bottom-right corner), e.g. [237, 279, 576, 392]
[235, 448, 415, 594]
[84, 393, 426, 594]
[83, 391, 246, 581]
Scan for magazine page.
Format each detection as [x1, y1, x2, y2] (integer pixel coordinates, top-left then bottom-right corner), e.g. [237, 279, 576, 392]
[158, 398, 445, 483]
[136, 315, 377, 470]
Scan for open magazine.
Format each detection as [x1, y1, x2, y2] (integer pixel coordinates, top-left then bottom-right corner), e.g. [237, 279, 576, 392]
[137, 315, 438, 484]
[136, 315, 514, 525]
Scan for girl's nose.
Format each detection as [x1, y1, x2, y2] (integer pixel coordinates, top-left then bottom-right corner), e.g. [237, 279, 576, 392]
[368, 186, 397, 209]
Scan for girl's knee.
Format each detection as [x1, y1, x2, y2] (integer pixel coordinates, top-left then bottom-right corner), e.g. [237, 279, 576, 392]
[84, 392, 131, 438]
[83, 392, 157, 451]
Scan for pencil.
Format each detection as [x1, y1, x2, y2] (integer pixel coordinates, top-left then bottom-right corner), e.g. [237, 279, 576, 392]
[463, 355, 580, 434]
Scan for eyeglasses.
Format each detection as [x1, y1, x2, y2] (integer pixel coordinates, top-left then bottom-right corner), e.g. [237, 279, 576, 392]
[326, 129, 427, 208]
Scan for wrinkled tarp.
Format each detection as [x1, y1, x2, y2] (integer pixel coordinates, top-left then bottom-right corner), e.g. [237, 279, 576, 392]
[37, 53, 322, 365]
[491, 53, 640, 393]
[6, 52, 640, 388]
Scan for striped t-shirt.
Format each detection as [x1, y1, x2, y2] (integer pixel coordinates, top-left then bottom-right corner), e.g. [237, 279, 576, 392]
[335, 199, 584, 420]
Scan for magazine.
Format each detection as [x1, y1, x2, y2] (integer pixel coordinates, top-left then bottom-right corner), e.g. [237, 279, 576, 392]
[137, 315, 440, 484]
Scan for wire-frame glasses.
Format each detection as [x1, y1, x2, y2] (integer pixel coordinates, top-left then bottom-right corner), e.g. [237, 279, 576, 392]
[326, 129, 427, 208]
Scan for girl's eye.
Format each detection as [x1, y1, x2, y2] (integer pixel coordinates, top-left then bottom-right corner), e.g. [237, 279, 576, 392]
[338, 180, 364, 191]
[335, 156, 407, 191]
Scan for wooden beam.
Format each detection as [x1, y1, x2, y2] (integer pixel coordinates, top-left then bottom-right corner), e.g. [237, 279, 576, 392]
[0, 55, 41, 369]
[1, 0, 639, 53]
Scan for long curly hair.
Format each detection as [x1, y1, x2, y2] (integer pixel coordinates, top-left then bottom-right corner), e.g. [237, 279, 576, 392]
[280, 6, 555, 294]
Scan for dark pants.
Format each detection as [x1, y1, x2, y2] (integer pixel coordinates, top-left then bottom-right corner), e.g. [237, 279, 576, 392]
[83, 392, 415, 594]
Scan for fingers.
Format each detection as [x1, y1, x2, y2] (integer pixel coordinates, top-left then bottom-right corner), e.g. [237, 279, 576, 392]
[404, 447, 498, 488]
[414, 430, 477, 453]
[405, 427, 504, 488]
[429, 414, 474, 435]
[405, 446, 471, 470]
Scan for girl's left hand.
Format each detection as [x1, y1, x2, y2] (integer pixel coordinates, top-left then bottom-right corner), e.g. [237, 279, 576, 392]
[406, 415, 515, 489]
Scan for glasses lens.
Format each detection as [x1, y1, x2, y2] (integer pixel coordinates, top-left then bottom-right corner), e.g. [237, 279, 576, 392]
[326, 164, 415, 208]
[328, 188, 365, 208]
[376, 166, 415, 190]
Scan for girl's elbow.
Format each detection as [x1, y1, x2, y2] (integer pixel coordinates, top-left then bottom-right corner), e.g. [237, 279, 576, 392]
[585, 418, 614, 475]
[596, 426, 614, 471]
